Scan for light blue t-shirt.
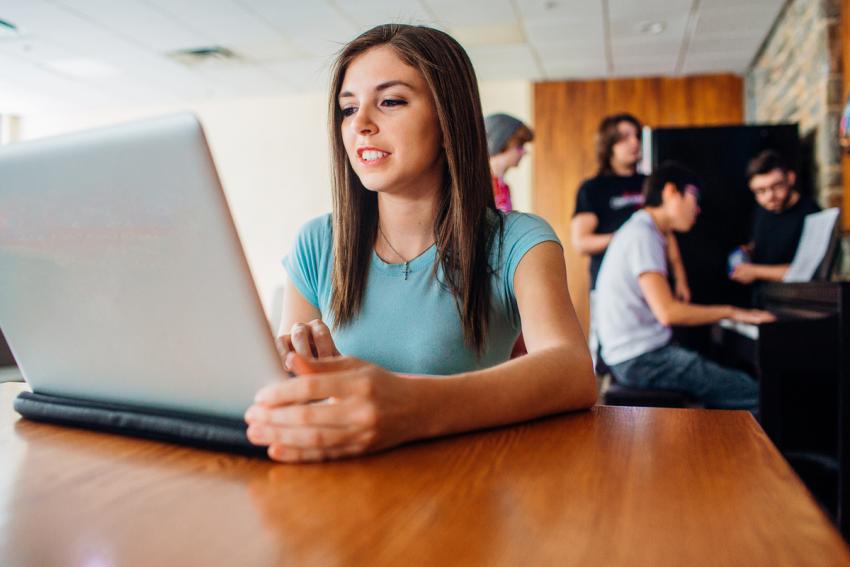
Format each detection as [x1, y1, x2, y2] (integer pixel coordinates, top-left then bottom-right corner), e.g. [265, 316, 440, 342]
[283, 212, 560, 375]
[595, 210, 672, 365]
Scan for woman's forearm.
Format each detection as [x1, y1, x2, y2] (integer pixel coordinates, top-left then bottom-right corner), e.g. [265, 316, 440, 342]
[410, 345, 597, 440]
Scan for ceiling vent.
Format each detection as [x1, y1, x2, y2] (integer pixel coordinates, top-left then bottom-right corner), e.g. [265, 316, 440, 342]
[167, 46, 240, 67]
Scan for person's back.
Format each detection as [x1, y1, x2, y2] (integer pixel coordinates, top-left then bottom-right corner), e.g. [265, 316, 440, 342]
[595, 210, 671, 366]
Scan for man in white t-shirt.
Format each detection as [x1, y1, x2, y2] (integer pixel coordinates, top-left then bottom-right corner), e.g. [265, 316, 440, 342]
[595, 163, 774, 410]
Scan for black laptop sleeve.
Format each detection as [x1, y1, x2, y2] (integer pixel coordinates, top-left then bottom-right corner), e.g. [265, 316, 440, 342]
[14, 391, 266, 456]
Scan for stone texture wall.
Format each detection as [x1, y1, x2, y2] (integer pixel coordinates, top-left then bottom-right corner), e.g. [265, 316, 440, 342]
[746, 0, 844, 209]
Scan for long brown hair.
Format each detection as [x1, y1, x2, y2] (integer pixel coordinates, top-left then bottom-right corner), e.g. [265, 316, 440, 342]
[328, 24, 498, 355]
[595, 112, 642, 175]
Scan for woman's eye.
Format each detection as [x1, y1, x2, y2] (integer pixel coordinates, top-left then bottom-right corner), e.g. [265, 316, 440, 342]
[341, 107, 357, 117]
[382, 99, 406, 108]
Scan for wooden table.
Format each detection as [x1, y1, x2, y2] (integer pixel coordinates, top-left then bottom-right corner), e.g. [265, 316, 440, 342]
[1, 383, 848, 567]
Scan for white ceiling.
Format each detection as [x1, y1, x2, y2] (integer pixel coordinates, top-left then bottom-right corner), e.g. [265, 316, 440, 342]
[0, 0, 785, 114]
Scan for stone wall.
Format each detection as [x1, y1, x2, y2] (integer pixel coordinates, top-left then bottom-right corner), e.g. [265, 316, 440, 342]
[746, 0, 844, 209]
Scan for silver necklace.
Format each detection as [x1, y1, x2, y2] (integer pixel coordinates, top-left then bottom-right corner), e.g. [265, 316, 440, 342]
[378, 225, 431, 280]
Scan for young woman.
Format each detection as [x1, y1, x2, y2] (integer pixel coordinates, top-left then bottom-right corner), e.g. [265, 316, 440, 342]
[244, 24, 596, 463]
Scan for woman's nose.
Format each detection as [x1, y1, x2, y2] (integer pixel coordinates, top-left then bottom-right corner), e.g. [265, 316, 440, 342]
[350, 106, 377, 135]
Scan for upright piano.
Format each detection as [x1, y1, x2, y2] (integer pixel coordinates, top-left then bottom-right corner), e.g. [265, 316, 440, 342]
[711, 281, 850, 538]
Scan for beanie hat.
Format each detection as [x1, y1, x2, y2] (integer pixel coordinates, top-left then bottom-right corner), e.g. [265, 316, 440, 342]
[484, 113, 525, 157]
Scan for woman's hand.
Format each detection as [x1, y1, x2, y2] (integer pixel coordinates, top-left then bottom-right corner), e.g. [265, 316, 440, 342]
[244, 354, 422, 463]
[276, 319, 340, 371]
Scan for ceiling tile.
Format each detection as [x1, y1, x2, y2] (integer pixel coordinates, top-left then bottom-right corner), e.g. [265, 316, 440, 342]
[532, 39, 605, 61]
[264, 58, 333, 92]
[607, 0, 692, 20]
[695, 2, 785, 36]
[516, 0, 604, 24]
[240, 0, 358, 58]
[51, 0, 207, 52]
[422, 0, 514, 27]
[541, 58, 608, 80]
[465, 43, 543, 80]
[144, 0, 300, 61]
[333, 0, 437, 29]
[524, 17, 605, 44]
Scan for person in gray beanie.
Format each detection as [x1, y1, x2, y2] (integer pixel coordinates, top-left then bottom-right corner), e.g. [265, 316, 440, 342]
[485, 114, 535, 358]
[484, 113, 534, 212]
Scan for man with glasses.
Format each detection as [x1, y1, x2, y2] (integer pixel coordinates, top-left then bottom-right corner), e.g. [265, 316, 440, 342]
[730, 150, 820, 284]
[595, 163, 773, 410]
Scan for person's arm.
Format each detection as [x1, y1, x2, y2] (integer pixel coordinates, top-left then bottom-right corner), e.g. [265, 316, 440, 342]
[730, 263, 789, 284]
[244, 241, 598, 462]
[571, 212, 612, 255]
[412, 240, 597, 437]
[639, 272, 774, 326]
[666, 235, 691, 303]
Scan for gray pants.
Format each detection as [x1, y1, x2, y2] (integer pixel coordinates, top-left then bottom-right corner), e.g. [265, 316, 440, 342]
[610, 344, 758, 411]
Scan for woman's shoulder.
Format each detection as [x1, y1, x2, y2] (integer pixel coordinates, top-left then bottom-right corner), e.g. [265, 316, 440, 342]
[299, 212, 333, 233]
[295, 213, 333, 243]
[500, 210, 556, 235]
[288, 213, 334, 263]
[492, 210, 560, 253]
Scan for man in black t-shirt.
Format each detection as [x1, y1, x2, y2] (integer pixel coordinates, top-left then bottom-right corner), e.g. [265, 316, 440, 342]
[730, 150, 820, 285]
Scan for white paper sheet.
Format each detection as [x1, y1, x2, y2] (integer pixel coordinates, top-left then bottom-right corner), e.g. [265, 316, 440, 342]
[783, 208, 839, 282]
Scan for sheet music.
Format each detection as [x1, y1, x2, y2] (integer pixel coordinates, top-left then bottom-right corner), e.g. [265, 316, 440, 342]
[783, 208, 839, 282]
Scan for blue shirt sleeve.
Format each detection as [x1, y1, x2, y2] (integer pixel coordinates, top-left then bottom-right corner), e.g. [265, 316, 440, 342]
[498, 212, 562, 325]
[282, 214, 332, 309]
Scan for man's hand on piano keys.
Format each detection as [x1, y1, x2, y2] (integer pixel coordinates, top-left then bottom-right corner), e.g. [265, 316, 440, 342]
[730, 308, 776, 325]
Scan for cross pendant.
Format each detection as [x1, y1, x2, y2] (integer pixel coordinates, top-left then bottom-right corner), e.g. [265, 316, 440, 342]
[402, 262, 410, 280]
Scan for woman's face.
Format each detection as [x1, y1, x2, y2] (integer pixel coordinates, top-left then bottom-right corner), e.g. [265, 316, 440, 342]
[338, 45, 443, 197]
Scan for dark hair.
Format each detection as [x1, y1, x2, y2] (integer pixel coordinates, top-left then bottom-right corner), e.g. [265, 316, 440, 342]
[595, 112, 642, 175]
[643, 162, 700, 207]
[328, 24, 498, 356]
[746, 149, 791, 182]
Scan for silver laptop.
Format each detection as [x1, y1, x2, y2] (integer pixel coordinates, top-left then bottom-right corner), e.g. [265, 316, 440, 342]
[0, 113, 287, 419]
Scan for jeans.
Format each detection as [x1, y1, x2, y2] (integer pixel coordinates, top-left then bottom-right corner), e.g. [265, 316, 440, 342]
[610, 344, 758, 411]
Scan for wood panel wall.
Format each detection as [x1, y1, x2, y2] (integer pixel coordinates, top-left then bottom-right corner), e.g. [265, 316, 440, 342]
[532, 74, 744, 334]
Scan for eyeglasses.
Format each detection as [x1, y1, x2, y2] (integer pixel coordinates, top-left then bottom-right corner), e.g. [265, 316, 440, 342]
[751, 179, 789, 197]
